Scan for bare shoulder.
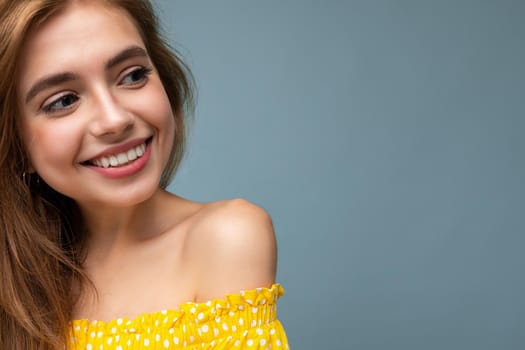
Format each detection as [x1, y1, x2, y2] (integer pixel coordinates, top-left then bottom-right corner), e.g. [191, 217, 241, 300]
[185, 198, 277, 302]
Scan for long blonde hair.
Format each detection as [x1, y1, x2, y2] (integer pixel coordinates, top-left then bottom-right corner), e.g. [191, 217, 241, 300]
[0, 0, 194, 348]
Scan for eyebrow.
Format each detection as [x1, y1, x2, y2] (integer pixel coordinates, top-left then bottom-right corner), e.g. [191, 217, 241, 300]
[25, 72, 78, 103]
[25, 45, 149, 103]
[105, 45, 148, 70]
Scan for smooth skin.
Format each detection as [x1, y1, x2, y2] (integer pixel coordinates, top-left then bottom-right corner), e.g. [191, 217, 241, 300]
[17, 1, 276, 322]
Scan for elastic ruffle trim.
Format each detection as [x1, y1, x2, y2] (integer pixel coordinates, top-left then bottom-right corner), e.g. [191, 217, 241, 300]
[69, 284, 288, 349]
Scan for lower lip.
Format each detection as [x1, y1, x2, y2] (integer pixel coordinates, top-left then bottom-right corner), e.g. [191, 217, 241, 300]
[84, 142, 152, 179]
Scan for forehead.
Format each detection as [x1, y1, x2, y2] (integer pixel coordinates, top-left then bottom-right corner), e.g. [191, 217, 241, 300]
[18, 1, 145, 91]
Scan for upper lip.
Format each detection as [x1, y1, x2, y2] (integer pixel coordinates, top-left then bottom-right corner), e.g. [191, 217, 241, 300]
[83, 137, 150, 163]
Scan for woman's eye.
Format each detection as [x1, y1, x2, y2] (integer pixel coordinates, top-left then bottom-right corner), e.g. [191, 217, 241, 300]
[120, 67, 152, 86]
[42, 93, 79, 114]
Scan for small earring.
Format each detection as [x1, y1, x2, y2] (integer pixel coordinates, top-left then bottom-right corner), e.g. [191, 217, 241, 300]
[22, 171, 29, 185]
[22, 171, 40, 186]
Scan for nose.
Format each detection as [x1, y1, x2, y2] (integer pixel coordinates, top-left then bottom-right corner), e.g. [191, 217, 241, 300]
[89, 88, 134, 138]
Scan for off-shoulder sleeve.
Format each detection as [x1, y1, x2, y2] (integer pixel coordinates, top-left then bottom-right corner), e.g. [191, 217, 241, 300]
[69, 284, 289, 349]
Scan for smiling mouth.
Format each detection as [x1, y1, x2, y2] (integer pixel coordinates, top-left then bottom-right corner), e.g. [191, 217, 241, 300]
[85, 138, 151, 168]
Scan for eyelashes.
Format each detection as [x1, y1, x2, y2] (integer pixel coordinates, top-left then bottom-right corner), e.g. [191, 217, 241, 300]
[119, 66, 152, 86]
[40, 66, 153, 115]
[42, 93, 79, 114]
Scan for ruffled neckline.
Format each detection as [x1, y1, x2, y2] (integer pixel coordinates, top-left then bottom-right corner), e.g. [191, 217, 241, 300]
[71, 283, 284, 333]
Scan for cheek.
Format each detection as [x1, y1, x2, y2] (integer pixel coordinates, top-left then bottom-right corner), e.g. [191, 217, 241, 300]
[22, 120, 82, 173]
[162, 103, 176, 145]
[161, 102, 177, 159]
[138, 82, 176, 142]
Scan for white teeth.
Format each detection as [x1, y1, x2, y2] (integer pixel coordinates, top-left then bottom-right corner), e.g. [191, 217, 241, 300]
[101, 157, 110, 168]
[127, 148, 137, 161]
[117, 153, 127, 164]
[91, 142, 147, 168]
[136, 144, 145, 157]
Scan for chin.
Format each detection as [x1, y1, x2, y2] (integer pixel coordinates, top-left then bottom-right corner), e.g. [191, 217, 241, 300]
[71, 178, 162, 210]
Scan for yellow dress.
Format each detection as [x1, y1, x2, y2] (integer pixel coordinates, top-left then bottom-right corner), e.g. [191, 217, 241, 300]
[69, 284, 289, 349]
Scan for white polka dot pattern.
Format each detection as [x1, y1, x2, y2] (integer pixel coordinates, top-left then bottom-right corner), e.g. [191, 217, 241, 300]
[68, 284, 289, 349]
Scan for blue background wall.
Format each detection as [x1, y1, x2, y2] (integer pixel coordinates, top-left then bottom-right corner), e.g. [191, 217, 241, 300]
[156, 1, 525, 349]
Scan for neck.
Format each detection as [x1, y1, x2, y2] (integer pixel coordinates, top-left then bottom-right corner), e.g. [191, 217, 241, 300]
[78, 189, 176, 258]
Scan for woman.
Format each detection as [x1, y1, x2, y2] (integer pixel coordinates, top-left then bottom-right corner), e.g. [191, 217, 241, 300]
[0, 0, 289, 348]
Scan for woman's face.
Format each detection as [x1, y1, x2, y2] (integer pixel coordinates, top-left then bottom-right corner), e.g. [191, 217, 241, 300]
[17, 1, 175, 209]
